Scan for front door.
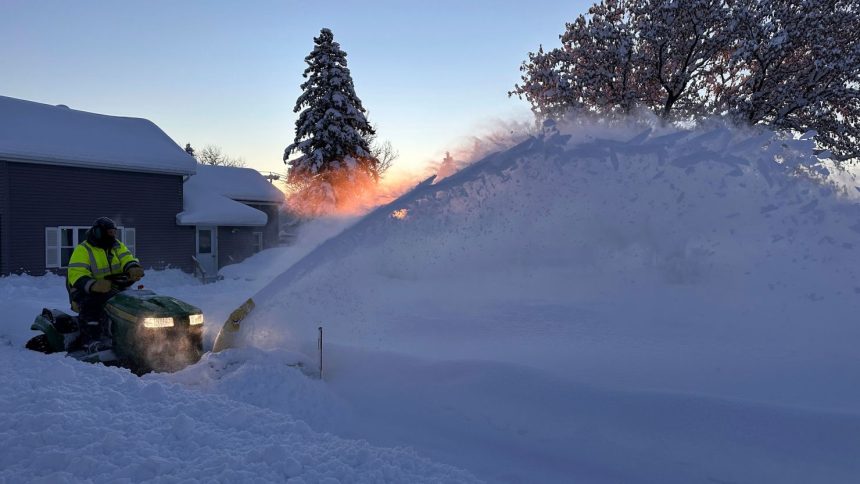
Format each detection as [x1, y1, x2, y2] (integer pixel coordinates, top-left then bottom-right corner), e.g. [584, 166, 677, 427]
[196, 226, 218, 277]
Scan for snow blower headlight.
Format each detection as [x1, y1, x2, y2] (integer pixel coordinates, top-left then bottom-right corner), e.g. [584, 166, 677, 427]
[189, 314, 204, 326]
[142, 317, 174, 328]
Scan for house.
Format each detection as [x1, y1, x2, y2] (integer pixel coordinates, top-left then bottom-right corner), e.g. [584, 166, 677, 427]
[177, 164, 284, 278]
[0, 95, 197, 275]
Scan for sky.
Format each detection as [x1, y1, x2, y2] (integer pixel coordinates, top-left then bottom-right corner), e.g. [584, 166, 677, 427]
[0, 0, 590, 179]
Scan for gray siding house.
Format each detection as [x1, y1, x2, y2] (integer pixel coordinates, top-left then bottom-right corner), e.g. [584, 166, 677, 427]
[0, 95, 197, 275]
[177, 164, 284, 278]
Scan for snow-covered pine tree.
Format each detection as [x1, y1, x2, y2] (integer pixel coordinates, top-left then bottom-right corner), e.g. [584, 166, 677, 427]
[284, 28, 379, 192]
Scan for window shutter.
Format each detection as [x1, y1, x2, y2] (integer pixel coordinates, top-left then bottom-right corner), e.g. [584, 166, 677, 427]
[45, 227, 59, 268]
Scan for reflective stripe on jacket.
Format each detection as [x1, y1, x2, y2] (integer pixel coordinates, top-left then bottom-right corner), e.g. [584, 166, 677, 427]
[67, 240, 139, 288]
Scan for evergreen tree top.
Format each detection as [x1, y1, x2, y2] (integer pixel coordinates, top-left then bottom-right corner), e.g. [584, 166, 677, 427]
[285, 27, 378, 180]
[317, 28, 334, 44]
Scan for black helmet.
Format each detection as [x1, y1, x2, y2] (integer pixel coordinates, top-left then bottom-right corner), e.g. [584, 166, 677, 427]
[90, 217, 116, 240]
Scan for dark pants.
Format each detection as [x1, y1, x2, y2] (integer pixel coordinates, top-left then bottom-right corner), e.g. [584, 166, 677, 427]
[69, 289, 113, 342]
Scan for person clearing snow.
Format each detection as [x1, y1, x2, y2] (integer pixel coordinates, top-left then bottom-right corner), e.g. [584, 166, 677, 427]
[66, 217, 144, 343]
[25, 217, 207, 373]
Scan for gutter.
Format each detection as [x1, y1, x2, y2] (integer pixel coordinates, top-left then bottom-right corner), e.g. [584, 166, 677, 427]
[0, 152, 196, 177]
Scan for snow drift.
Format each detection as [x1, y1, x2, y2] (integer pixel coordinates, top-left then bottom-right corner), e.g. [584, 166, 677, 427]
[0, 348, 479, 483]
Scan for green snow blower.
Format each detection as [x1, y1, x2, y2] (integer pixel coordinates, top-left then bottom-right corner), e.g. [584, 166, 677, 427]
[25, 274, 204, 374]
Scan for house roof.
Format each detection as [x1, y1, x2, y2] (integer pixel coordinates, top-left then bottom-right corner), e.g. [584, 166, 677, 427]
[185, 165, 285, 203]
[0, 95, 196, 175]
[177, 165, 285, 227]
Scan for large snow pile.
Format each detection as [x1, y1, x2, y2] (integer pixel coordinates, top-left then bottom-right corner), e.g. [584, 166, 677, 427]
[234, 119, 860, 482]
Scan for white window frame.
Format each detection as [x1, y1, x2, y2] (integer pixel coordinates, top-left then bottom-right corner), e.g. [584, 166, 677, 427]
[45, 225, 135, 269]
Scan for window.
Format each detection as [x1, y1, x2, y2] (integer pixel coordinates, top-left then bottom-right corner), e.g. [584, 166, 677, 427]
[252, 231, 263, 253]
[45, 226, 136, 268]
[197, 229, 212, 254]
[55, 227, 89, 267]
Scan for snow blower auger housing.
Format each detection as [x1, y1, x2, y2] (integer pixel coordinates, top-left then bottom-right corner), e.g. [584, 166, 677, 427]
[26, 277, 204, 374]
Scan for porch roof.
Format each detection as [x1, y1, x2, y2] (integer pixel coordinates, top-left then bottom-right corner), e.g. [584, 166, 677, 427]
[177, 165, 284, 226]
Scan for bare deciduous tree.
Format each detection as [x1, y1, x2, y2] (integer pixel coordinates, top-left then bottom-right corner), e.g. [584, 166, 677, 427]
[633, 0, 733, 117]
[511, 45, 575, 120]
[559, 0, 642, 115]
[197, 145, 246, 167]
[717, 0, 860, 161]
[366, 125, 399, 176]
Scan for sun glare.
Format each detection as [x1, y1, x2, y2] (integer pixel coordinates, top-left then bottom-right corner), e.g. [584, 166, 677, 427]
[390, 208, 409, 220]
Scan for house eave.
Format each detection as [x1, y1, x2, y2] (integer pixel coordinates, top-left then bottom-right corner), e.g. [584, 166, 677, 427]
[0, 152, 196, 176]
[176, 220, 268, 227]
[233, 199, 283, 205]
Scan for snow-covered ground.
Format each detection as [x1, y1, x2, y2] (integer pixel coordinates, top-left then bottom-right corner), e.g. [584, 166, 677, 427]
[2, 119, 860, 483]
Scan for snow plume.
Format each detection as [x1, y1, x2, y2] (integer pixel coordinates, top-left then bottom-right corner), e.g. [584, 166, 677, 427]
[428, 118, 536, 183]
[245, 114, 860, 405]
[451, 118, 536, 164]
[825, 160, 860, 200]
[285, 169, 418, 218]
[224, 116, 860, 482]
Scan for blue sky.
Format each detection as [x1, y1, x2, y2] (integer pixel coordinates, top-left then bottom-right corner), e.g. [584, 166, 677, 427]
[1, 0, 590, 177]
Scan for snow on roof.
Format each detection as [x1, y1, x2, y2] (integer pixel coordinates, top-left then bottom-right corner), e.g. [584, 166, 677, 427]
[176, 192, 269, 226]
[177, 165, 285, 226]
[187, 164, 285, 203]
[0, 95, 195, 175]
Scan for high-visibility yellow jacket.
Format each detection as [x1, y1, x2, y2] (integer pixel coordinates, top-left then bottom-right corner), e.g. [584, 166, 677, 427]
[67, 240, 139, 293]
